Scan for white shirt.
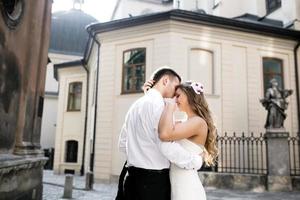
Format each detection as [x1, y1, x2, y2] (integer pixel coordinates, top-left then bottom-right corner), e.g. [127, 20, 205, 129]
[118, 89, 203, 170]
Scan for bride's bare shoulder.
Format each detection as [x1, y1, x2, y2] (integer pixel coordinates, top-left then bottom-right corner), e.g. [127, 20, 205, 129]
[188, 116, 208, 133]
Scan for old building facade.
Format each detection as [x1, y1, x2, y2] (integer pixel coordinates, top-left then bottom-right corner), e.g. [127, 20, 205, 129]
[54, 0, 300, 181]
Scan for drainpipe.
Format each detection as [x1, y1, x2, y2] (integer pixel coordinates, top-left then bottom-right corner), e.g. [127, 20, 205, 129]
[86, 31, 101, 172]
[294, 41, 300, 135]
[80, 33, 94, 175]
[80, 60, 89, 176]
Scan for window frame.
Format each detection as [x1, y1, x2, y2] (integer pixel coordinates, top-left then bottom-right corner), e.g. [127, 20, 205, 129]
[266, 0, 281, 15]
[67, 81, 82, 112]
[121, 48, 146, 94]
[262, 57, 284, 94]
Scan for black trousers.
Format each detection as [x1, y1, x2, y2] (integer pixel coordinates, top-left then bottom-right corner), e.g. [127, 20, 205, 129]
[124, 166, 171, 200]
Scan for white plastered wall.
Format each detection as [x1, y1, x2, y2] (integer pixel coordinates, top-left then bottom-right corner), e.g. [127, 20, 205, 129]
[91, 20, 298, 180]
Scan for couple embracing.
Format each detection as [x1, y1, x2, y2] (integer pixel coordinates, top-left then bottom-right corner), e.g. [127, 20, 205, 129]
[117, 67, 218, 200]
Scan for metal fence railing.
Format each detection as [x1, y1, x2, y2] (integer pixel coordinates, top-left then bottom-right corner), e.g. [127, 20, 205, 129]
[215, 132, 267, 175]
[288, 135, 300, 176]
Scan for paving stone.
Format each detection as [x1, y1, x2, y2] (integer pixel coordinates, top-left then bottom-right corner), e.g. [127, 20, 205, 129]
[43, 170, 300, 200]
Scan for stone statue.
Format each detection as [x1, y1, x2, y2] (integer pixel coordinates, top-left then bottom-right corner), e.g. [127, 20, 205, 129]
[260, 78, 293, 129]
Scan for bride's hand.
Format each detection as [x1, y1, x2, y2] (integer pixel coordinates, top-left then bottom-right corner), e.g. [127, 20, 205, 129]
[142, 79, 155, 93]
[164, 97, 175, 104]
[200, 150, 208, 161]
[164, 97, 177, 110]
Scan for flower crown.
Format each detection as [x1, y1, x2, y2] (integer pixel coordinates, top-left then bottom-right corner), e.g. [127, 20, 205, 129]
[184, 81, 204, 94]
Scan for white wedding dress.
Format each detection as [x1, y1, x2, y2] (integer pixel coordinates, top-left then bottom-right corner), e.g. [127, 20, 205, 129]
[170, 139, 206, 200]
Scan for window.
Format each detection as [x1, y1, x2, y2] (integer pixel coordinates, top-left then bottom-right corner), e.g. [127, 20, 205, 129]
[67, 82, 82, 111]
[263, 57, 284, 93]
[65, 140, 78, 163]
[266, 0, 281, 14]
[189, 48, 214, 94]
[122, 48, 146, 94]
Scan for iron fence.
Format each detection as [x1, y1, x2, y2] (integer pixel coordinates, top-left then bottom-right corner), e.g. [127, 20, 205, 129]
[215, 132, 267, 174]
[288, 135, 300, 176]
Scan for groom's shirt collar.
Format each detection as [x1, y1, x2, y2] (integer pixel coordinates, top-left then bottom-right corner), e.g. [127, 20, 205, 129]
[147, 88, 163, 100]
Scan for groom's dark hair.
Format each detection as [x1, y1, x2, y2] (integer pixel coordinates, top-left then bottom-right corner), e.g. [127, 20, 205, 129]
[151, 67, 181, 86]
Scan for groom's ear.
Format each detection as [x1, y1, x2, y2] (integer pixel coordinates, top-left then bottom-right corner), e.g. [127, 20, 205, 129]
[162, 76, 169, 86]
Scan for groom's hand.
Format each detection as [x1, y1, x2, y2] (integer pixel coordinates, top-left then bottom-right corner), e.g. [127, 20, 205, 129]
[200, 151, 208, 160]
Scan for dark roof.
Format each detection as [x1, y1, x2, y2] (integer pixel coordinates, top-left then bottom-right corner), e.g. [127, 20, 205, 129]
[53, 59, 84, 80]
[49, 9, 98, 56]
[233, 13, 283, 28]
[88, 9, 300, 41]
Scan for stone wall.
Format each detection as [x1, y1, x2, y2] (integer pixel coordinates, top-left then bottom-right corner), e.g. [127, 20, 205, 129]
[0, 157, 47, 200]
[0, 0, 52, 199]
[199, 172, 300, 191]
[199, 172, 267, 191]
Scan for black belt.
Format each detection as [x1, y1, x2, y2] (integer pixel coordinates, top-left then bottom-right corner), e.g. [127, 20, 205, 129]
[128, 166, 169, 175]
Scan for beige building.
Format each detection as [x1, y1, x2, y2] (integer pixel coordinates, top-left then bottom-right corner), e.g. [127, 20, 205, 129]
[112, 0, 300, 28]
[43, 9, 97, 172]
[42, 54, 81, 150]
[53, 60, 87, 174]
[54, 0, 300, 180]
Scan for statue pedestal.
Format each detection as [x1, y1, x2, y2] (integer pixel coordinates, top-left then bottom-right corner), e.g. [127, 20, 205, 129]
[264, 129, 292, 191]
[0, 155, 47, 200]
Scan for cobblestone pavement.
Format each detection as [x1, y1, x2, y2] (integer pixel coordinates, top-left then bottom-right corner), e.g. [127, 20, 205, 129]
[43, 170, 300, 200]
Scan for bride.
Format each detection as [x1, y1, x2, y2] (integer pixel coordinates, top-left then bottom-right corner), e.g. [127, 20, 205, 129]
[158, 81, 218, 200]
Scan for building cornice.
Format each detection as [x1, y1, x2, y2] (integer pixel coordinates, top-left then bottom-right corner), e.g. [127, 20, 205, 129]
[88, 9, 300, 41]
[53, 59, 84, 80]
[45, 91, 59, 97]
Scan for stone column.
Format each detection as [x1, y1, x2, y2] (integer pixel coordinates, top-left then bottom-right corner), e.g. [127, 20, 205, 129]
[0, 0, 52, 199]
[13, 0, 52, 157]
[265, 129, 292, 191]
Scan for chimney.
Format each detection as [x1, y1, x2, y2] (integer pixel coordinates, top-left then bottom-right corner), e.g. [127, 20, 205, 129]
[173, 0, 212, 14]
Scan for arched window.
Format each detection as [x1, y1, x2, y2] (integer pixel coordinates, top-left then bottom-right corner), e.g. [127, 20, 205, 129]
[263, 57, 284, 93]
[65, 140, 78, 163]
[67, 82, 82, 111]
[122, 48, 146, 94]
[189, 48, 214, 94]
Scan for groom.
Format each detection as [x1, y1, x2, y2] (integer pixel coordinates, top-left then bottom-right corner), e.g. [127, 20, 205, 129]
[117, 67, 204, 200]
